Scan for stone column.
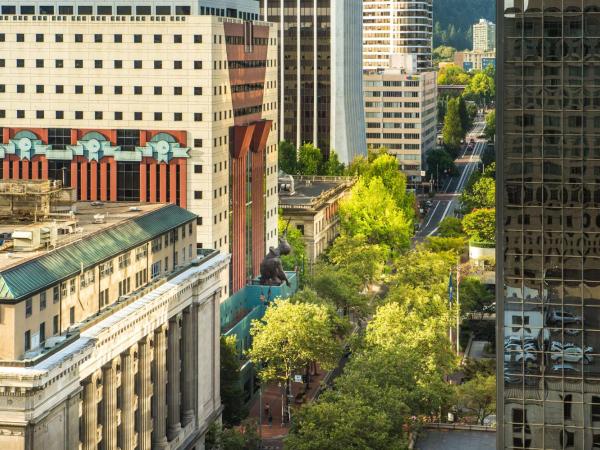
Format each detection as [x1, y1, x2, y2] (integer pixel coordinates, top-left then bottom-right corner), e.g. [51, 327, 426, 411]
[181, 307, 196, 425]
[137, 337, 152, 450]
[167, 317, 182, 440]
[152, 326, 168, 448]
[81, 376, 97, 450]
[120, 348, 135, 450]
[102, 362, 118, 450]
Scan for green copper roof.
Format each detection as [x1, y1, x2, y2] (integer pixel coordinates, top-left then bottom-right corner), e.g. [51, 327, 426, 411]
[0, 205, 197, 302]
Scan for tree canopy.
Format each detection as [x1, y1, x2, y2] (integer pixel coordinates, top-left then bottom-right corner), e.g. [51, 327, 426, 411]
[464, 71, 496, 106]
[279, 140, 297, 174]
[484, 110, 496, 142]
[442, 97, 464, 154]
[455, 374, 496, 425]
[462, 208, 496, 243]
[297, 143, 323, 175]
[279, 216, 307, 272]
[438, 217, 464, 238]
[438, 65, 471, 85]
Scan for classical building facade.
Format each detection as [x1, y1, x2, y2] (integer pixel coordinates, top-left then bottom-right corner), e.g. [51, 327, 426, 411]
[0, 5, 279, 293]
[261, 0, 366, 164]
[279, 175, 355, 264]
[0, 188, 229, 450]
[363, 0, 433, 72]
[364, 66, 437, 183]
[498, 1, 600, 449]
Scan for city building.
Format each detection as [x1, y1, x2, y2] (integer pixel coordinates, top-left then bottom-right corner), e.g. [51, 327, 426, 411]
[498, 2, 600, 449]
[0, 180, 229, 450]
[454, 50, 496, 71]
[278, 174, 355, 264]
[262, 0, 366, 164]
[364, 59, 437, 184]
[0, 5, 279, 293]
[473, 18, 495, 52]
[199, 0, 260, 20]
[363, 0, 433, 71]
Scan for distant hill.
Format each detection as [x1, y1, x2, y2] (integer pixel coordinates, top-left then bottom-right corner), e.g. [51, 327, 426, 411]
[433, 0, 496, 50]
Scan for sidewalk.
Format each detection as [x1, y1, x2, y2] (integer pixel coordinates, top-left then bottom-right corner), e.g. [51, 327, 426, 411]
[247, 365, 328, 443]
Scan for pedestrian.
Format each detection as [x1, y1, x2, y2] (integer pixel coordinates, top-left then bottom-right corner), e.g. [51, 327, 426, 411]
[268, 411, 273, 427]
[264, 402, 270, 419]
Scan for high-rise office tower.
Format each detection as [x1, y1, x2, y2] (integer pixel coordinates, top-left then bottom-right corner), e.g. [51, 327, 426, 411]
[473, 18, 496, 52]
[498, 1, 600, 449]
[363, 0, 433, 71]
[262, 0, 367, 164]
[0, 1, 280, 293]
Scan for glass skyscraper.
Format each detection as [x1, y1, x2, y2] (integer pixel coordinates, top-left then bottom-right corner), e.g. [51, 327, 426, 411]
[499, 0, 600, 448]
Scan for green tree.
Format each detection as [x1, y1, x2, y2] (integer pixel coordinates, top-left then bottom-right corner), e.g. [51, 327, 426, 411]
[339, 177, 412, 253]
[433, 45, 457, 62]
[424, 236, 468, 254]
[464, 71, 496, 107]
[458, 96, 472, 135]
[279, 140, 297, 174]
[247, 300, 342, 423]
[220, 336, 248, 427]
[459, 276, 494, 315]
[322, 151, 345, 176]
[279, 216, 307, 272]
[455, 374, 496, 425]
[438, 217, 464, 238]
[308, 264, 369, 318]
[462, 208, 496, 243]
[426, 148, 457, 180]
[460, 175, 495, 212]
[206, 420, 261, 450]
[438, 65, 471, 85]
[297, 143, 323, 175]
[484, 110, 496, 142]
[443, 98, 464, 155]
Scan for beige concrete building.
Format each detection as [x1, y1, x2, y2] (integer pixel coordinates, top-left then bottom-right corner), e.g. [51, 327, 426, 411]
[278, 175, 355, 264]
[364, 66, 437, 183]
[0, 8, 279, 294]
[0, 180, 229, 450]
[454, 50, 496, 71]
[473, 18, 496, 52]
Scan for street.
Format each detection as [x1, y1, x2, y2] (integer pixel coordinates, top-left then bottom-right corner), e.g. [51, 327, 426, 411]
[416, 121, 488, 240]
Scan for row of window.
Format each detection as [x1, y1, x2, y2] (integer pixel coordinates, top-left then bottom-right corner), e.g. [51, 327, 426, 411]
[1, 32, 201, 43]
[1, 5, 191, 16]
[0, 110, 207, 122]
[0, 58, 204, 70]
[2, 84, 205, 96]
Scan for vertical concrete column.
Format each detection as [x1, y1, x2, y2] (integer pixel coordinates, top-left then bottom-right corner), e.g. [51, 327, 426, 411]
[21, 160, 29, 179]
[120, 348, 135, 450]
[102, 361, 118, 450]
[109, 158, 117, 201]
[178, 159, 187, 208]
[70, 159, 78, 190]
[149, 160, 157, 202]
[169, 162, 178, 204]
[181, 307, 196, 425]
[41, 157, 48, 179]
[100, 160, 108, 201]
[137, 337, 152, 450]
[80, 160, 88, 200]
[152, 326, 168, 449]
[167, 317, 182, 440]
[140, 162, 147, 202]
[159, 163, 168, 203]
[81, 375, 98, 450]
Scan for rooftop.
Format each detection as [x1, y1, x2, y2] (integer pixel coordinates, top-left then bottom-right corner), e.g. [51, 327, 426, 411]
[0, 201, 196, 301]
[278, 175, 355, 210]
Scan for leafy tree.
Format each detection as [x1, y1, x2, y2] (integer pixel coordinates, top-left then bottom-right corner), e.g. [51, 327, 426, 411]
[443, 97, 464, 155]
[279, 140, 297, 174]
[460, 175, 495, 212]
[220, 336, 248, 427]
[297, 143, 323, 175]
[462, 208, 496, 243]
[339, 177, 412, 253]
[327, 234, 389, 288]
[462, 358, 496, 381]
[433, 45, 457, 62]
[455, 374, 496, 425]
[308, 264, 369, 318]
[279, 216, 307, 272]
[484, 110, 496, 142]
[206, 420, 261, 450]
[438, 65, 471, 85]
[426, 148, 457, 180]
[248, 300, 342, 423]
[464, 71, 496, 107]
[322, 151, 345, 176]
[392, 245, 457, 291]
[438, 217, 464, 238]
[458, 96, 472, 135]
[425, 236, 468, 254]
[459, 276, 494, 315]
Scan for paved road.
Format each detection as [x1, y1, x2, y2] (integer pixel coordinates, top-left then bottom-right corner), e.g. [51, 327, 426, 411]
[416, 430, 496, 450]
[416, 121, 487, 240]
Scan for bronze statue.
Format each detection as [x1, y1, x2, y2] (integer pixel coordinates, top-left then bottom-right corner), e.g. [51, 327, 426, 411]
[259, 226, 292, 286]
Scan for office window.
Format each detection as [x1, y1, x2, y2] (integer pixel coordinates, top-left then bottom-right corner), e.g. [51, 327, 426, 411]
[17, 84, 25, 93]
[39, 322, 45, 344]
[55, 34, 63, 43]
[0, 60, 4, 67]
[56, 85, 63, 94]
[17, 110, 24, 118]
[154, 112, 162, 121]
[95, 86, 103, 94]
[40, 6, 54, 14]
[56, 111, 64, 119]
[154, 60, 162, 69]
[174, 60, 183, 69]
[16, 34, 24, 42]
[134, 112, 143, 121]
[134, 34, 142, 43]
[134, 86, 142, 95]
[75, 111, 83, 120]
[0, 34, 4, 42]
[36, 34, 44, 42]
[194, 139, 203, 147]
[194, 87, 203, 96]
[36, 111, 44, 119]
[16, 59, 24, 67]
[194, 165, 203, 174]
[55, 59, 63, 68]
[40, 292, 46, 311]
[134, 60, 142, 69]
[77, 6, 92, 15]
[69, 307, 75, 324]
[154, 86, 162, 95]
[194, 191, 202, 200]
[95, 111, 103, 120]
[194, 34, 202, 43]
[156, 6, 171, 15]
[194, 113, 203, 122]
[75, 60, 83, 68]
[174, 86, 182, 95]
[75, 34, 83, 43]
[114, 86, 123, 95]
[75, 85, 83, 94]
[116, 6, 131, 15]
[58, 6, 73, 14]
[0, 85, 5, 93]
[115, 112, 123, 121]
[154, 34, 162, 43]
[36, 59, 44, 68]
[174, 113, 182, 122]
[174, 34, 182, 43]
[53, 315, 59, 335]
[94, 34, 102, 43]
[97, 6, 112, 15]
[94, 60, 103, 69]
[25, 298, 32, 317]
[114, 60, 123, 69]
[114, 34, 123, 43]
[21, 5, 34, 14]
[1, 6, 15, 15]
[24, 330, 31, 351]
[36, 85, 44, 93]
[194, 61, 202, 69]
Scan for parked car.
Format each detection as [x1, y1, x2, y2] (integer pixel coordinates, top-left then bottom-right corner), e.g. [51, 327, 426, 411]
[552, 363, 580, 374]
[546, 310, 582, 326]
[551, 346, 593, 364]
[550, 341, 592, 353]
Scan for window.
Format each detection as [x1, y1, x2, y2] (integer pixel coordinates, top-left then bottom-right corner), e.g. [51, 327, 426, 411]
[24, 330, 31, 352]
[174, 61, 183, 69]
[1, 6, 15, 15]
[55, 59, 64, 68]
[116, 6, 131, 15]
[94, 34, 103, 43]
[174, 86, 182, 95]
[0, 60, 4, 68]
[194, 139, 203, 148]
[0, 34, 4, 42]
[55, 85, 64, 94]
[118, 252, 131, 269]
[36, 59, 44, 68]
[154, 86, 162, 95]
[154, 34, 162, 43]
[174, 34, 182, 43]
[115, 112, 123, 121]
[36, 111, 44, 119]
[69, 307, 75, 324]
[194, 165, 203, 174]
[77, 6, 92, 15]
[114, 86, 123, 95]
[136, 6, 151, 15]
[296, 224, 305, 235]
[75, 60, 83, 68]
[194, 87, 203, 96]
[135, 245, 148, 261]
[95, 86, 103, 94]
[114, 34, 123, 43]
[39, 322, 45, 344]
[194, 61, 202, 70]
[194, 35, 202, 43]
[564, 394, 573, 420]
[95, 111, 103, 120]
[53, 315, 59, 335]
[99, 289, 109, 308]
[75, 34, 83, 43]
[75, 85, 83, 94]
[99, 261, 114, 279]
[134, 60, 142, 69]
[156, 6, 171, 15]
[114, 60, 123, 69]
[97, 6, 112, 15]
[36, 85, 44, 93]
[59, 5, 73, 14]
[16, 33, 24, 42]
[25, 298, 32, 318]
[56, 111, 64, 120]
[154, 60, 162, 69]
[134, 112, 143, 121]
[134, 86, 143, 95]
[592, 397, 600, 421]
[16, 59, 24, 68]
[154, 112, 163, 121]
[36, 34, 44, 43]
[53, 286, 60, 305]
[174, 113, 182, 122]
[151, 262, 161, 279]
[194, 113, 203, 122]
[17, 110, 25, 119]
[194, 191, 202, 200]
[94, 60, 103, 69]
[134, 34, 142, 43]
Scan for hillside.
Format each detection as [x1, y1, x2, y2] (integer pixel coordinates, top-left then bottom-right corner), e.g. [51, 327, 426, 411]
[433, 0, 496, 50]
